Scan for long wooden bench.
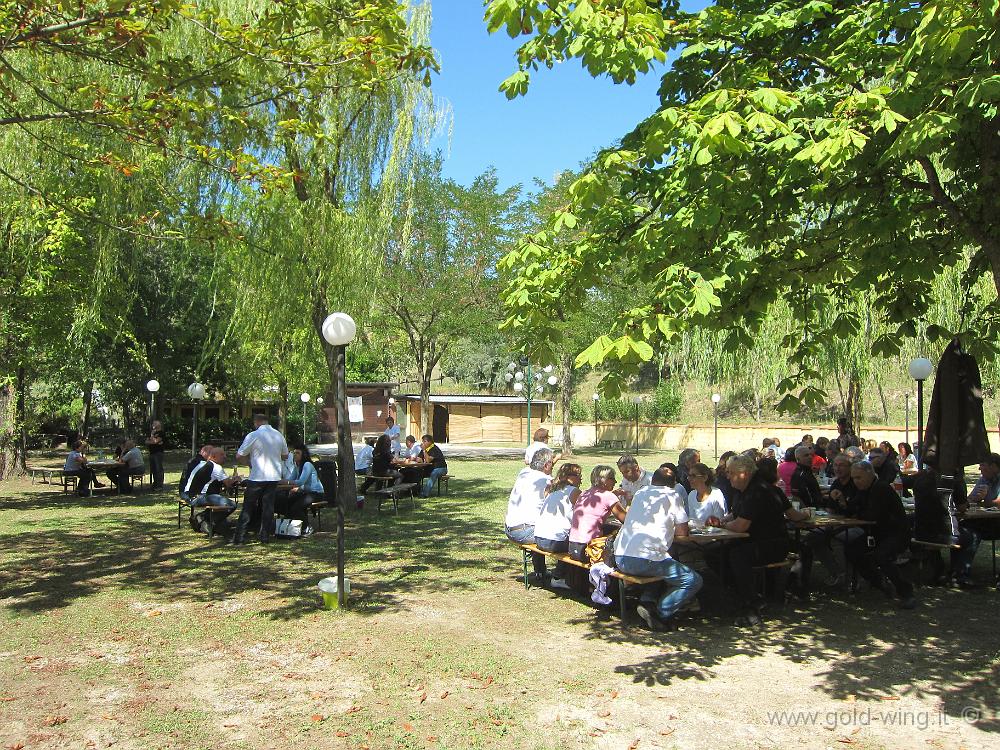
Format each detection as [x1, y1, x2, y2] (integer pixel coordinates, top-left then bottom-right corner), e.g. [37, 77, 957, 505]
[599, 439, 627, 451]
[371, 483, 418, 513]
[513, 542, 663, 627]
[177, 496, 238, 538]
[910, 538, 962, 585]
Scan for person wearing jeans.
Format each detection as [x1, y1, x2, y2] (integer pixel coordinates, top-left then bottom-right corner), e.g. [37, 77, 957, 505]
[233, 414, 288, 545]
[504, 447, 555, 581]
[416, 434, 448, 498]
[613, 464, 702, 630]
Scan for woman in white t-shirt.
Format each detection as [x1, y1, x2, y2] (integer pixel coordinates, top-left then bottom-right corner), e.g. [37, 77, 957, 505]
[533, 463, 583, 588]
[686, 462, 728, 526]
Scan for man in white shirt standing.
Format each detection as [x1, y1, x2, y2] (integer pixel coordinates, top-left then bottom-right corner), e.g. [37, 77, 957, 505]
[383, 417, 401, 455]
[505, 447, 555, 582]
[616, 454, 652, 506]
[613, 464, 702, 631]
[233, 414, 288, 545]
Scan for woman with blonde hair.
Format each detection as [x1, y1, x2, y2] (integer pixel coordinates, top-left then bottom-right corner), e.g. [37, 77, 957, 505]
[533, 463, 584, 589]
[568, 464, 626, 563]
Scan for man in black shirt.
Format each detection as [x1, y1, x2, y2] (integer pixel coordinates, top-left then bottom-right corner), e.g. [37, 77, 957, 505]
[868, 446, 900, 485]
[417, 434, 448, 498]
[179, 444, 213, 501]
[790, 445, 823, 508]
[846, 461, 915, 609]
[146, 420, 166, 489]
[800, 454, 861, 590]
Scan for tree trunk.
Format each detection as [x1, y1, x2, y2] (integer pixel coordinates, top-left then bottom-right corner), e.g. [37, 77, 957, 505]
[80, 380, 94, 438]
[419, 366, 432, 437]
[0, 383, 15, 480]
[876, 378, 889, 424]
[559, 354, 574, 456]
[278, 378, 288, 436]
[15, 366, 27, 475]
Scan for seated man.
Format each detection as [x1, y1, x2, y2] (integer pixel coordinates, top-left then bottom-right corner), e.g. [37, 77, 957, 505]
[953, 453, 1000, 585]
[504, 447, 555, 582]
[107, 439, 144, 493]
[846, 461, 916, 609]
[790, 444, 823, 508]
[524, 427, 556, 466]
[800, 454, 861, 589]
[355, 436, 376, 477]
[616, 454, 652, 507]
[63, 440, 104, 496]
[402, 435, 421, 460]
[613, 464, 702, 631]
[416, 434, 448, 498]
[179, 444, 214, 501]
[868, 446, 900, 485]
[184, 447, 239, 533]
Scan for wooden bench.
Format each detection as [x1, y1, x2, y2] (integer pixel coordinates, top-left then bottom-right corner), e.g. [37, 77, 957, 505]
[599, 439, 627, 451]
[436, 474, 452, 496]
[27, 466, 57, 484]
[308, 500, 328, 531]
[752, 555, 797, 600]
[371, 483, 418, 514]
[513, 542, 662, 627]
[910, 538, 961, 585]
[177, 495, 238, 538]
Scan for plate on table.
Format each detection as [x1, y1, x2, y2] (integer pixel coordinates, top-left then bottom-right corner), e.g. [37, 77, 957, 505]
[692, 527, 724, 535]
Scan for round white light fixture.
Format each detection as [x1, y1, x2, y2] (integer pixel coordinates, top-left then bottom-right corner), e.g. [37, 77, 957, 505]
[321, 312, 357, 346]
[316, 397, 324, 405]
[908, 357, 933, 381]
[513, 382, 524, 392]
[504, 372, 514, 382]
[543, 365, 553, 373]
[388, 397, 395, 406]
[547, 375, 558, 386]
[631, 395, 643, 405]
[507, 362, 517, 372]
[187, 382, 206, 400]
[376, 410, 383, 418]
[593, 393, 599, 401]
[146, 379, 160, 393]
[300, 392, 311, 403]
[711, 393, 721, 403]
[514, 371, 524, 382]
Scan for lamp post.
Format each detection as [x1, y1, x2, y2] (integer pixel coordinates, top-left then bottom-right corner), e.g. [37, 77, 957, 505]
[711, 392, 721, 460]
[315, 397, 324, 444]
[506, 359, 554, 446]
[146, 379, 160, 421]
[187, 381, 206, 456]
[908, 357, 933, 470]
[593, 393, 599, 447]
[905, 393, 910, 446]
[300, 392, 311, 445]
[322, 312, 357, 609]
[632, 395, 642, 455]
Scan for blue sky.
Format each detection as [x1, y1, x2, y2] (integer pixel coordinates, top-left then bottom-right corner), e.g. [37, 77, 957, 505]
[428, 3, 666, 191]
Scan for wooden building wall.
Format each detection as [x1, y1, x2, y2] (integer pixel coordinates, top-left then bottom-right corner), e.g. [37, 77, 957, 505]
[404, 401, 551, 444]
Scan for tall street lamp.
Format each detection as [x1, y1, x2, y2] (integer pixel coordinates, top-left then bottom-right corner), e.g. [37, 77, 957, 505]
[315, 397, 324, 444]
[506, 359, 554, 446]
[187, 381, 206, 455]
[711, 392, 721, 460]
[632, 395, 642, 455]
[300, 392, 311, 445]
[593, 393, 600, 447]
[908, 357, 933, 470]
[322, 312, 357, 609]
[905, 393, 910, 446]
[146, 379, 160, 421]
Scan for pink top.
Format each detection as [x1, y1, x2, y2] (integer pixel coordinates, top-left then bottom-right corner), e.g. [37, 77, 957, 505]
[569, 487, 619, 544]
[777, 460, 796, 497]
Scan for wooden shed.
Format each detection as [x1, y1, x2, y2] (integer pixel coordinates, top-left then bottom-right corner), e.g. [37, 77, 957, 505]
[318, 382, 399, 440]
[399, 395, 553, 444]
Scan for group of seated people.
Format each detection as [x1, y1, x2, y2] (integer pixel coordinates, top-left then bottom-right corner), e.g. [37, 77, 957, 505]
[505, 419, 1000, 631]
[353, 418, 448, 499]
[63, 437, 145, 496]
[179, 441, 326, 537]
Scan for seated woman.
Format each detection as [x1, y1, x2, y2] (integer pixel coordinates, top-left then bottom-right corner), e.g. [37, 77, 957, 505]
[567, 465, 627, 563]
[360, 434, 401, 494]
[533, 463, 583, 589]
[711, 455, 802, 626]
[777, 447, 796, 497]
[686, 462, 727, 526]
[63, 440, 104, 496]
[897, 442, 918, 475]
[276, 445, 323, 536]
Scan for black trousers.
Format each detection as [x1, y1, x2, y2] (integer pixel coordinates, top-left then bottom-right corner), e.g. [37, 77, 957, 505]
[107, 467, 132, 492]
[237, 481, 278, 539]
[847, 533, 914, 598]
[274, 490, 312, 526]
[714, 538, 790, 610]
[149, 451, 165, 488]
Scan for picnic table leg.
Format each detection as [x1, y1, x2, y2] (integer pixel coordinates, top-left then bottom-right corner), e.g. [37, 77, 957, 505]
[522, 549, 530, 590]
[207, 512, 215, 538]
[619, 579, 628, 627]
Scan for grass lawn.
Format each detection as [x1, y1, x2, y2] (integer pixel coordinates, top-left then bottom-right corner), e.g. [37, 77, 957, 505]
[1, 451, 998, 750]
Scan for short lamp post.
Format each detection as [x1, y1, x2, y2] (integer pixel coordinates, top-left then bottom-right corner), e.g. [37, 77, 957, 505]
[187, 381, 206, 456]
[632, 395, 642, 455]
[300, 392, 311, 445]
[146, 379, 160, 421]
[322, 312, 357, 609]
[506, 360, 554, 446]
[593, 393, 600, 447]
[315, 397, 324, 444]
[711, 393, 721, 460]
[909, 357, 933, 470]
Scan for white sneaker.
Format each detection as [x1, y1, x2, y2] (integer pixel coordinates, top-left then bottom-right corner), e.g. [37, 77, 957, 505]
[550, 578, 571, 590]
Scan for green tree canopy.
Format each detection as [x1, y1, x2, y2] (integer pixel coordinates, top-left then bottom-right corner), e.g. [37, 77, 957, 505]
[490, 0, 1000, 406]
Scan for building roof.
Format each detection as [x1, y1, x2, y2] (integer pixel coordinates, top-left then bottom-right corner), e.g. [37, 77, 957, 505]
[346, 382, 399, 388]
[396, 394, 555, 406]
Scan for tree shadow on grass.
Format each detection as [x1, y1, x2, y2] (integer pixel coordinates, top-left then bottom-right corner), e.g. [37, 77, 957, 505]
[565, 570, 1000, 734]
[0, 477, 512, 623]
